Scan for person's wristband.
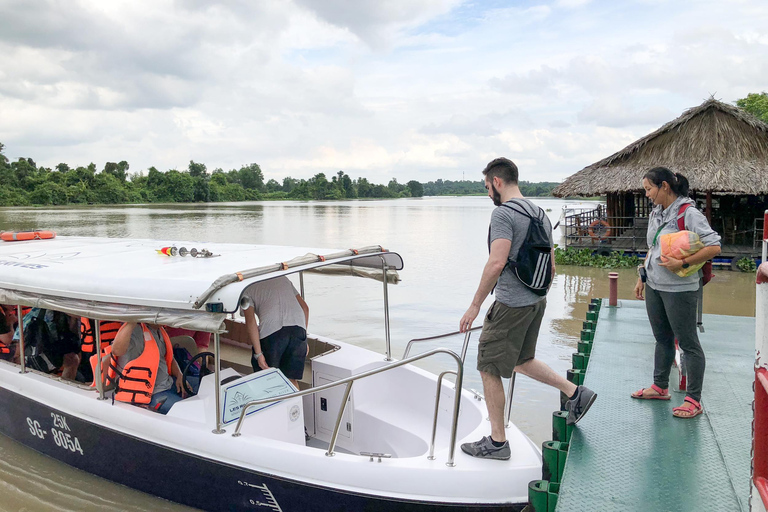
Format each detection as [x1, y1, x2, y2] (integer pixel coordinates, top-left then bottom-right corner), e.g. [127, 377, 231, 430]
[254, 352, 263, 359]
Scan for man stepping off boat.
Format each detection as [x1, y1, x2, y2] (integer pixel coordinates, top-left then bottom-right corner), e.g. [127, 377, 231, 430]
[459, 157, 597, 460]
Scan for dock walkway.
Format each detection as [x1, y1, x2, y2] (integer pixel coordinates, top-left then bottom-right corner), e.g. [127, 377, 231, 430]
[555, 300, 754, 512]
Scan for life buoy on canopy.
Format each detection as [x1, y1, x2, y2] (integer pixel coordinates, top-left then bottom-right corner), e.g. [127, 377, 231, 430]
[588, 220, 611, 241]
[0, 230, 56, 242]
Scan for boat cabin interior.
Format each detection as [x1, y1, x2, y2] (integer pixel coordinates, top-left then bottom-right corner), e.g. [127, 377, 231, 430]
[1, 307, 478, 461]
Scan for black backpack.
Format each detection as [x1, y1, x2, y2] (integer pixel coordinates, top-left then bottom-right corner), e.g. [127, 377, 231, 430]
[493, 199, 553, 296]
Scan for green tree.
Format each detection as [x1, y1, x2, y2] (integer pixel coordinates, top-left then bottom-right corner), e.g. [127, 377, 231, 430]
[103, 161, 128, 182]
[239, 163, 264, 191]
[266, 179, 281, 193]
[92, 172, 128, 204]
[356, 177, 371, 197]
[406, 180, 424, 197]
[11, 157, 37, 191]
[736, 92, 768, 122]
[282, 177, 297, 193]
[28, 181, 68, 205]
[188, 160, 207, 178]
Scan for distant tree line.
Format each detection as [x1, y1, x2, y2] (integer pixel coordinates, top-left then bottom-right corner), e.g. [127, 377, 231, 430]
[0, 143, 428, 206]
[0, 142, 559, 206]
[422, 179, 559, 197]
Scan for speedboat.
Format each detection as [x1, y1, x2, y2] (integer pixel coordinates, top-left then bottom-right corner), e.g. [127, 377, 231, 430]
[0, 236, 541, 511]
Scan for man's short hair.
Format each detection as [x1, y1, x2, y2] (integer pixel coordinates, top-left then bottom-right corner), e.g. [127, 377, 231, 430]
[482, 157, 518, 185]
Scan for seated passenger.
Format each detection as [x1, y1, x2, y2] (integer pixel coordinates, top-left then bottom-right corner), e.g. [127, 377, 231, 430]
[79, 318, 124, 383]
[242, 276, 309, 388]
[107, 322, 187, 414]
[15, 308, 81, 380]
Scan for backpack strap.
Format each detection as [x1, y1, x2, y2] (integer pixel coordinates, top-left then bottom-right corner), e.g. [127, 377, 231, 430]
[677, 203, 691, 231]
[501, 198, 545, 222]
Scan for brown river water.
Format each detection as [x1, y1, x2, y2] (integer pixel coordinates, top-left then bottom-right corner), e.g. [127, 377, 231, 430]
[0, 197, 757, 511]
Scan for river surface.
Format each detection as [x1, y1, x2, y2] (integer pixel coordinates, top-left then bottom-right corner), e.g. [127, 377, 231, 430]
[0, 196, 757, 511]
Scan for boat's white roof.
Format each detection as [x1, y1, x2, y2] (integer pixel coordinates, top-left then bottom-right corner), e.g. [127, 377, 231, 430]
[0, 236, 402, 332]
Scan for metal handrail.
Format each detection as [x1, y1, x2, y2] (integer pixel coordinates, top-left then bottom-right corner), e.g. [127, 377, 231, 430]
[404, 325, 517, 430]
[402, 326, 482, 360]
[232, 348, 465, 466]
[428, 370, 456, 460]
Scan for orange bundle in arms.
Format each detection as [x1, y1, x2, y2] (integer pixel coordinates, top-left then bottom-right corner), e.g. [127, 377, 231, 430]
[659, 230, 705, 277]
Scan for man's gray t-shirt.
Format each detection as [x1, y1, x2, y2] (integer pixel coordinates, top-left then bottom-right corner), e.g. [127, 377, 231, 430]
[489, 199, 552, 308]
[116, 325, 173, 394]
[242, 277, 305, 339]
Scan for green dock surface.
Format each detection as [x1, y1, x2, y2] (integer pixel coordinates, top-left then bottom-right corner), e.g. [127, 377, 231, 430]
[556, 300, 754, 512]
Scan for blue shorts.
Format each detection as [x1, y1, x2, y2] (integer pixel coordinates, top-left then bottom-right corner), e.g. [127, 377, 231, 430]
[251, 325, 307, 380]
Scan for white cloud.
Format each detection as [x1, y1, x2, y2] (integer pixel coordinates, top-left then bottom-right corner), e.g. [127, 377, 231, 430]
[0, 0, 766, 185]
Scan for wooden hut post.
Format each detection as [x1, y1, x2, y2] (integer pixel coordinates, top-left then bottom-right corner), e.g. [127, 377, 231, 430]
[706, 191, 713, 224]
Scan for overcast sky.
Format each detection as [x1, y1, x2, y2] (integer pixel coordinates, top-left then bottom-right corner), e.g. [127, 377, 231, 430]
[0, 0, 766, 185]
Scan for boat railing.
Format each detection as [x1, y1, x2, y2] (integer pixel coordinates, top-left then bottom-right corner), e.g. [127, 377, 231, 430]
[403, 326, 516, 428]
[232, 347, 465, 467]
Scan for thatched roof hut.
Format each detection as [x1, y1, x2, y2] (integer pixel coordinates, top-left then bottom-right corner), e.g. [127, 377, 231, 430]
[552, 98, 768, 197]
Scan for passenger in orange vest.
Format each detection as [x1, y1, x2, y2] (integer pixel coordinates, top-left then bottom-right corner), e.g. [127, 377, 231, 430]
[80, 318, 124, 354]
[0, 305, 13, 361]
[108, 322, 187, 414]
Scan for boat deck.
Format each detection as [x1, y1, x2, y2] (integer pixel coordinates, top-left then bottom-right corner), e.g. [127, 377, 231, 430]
[556, 300, 754, 512]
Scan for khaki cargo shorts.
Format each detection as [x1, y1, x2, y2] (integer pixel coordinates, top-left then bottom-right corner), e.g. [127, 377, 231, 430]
[477, 299, 547, 378]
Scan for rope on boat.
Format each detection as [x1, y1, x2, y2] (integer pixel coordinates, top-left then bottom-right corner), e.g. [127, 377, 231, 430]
[192, 245, 387, 309]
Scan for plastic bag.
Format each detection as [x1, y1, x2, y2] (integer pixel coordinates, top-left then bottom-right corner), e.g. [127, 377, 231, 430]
[659, 230, 705, 278]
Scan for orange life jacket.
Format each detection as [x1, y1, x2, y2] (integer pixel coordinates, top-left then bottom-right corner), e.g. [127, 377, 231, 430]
[111, 324, 174, 405]
[0, 341, 10, 356]
[89, 345, 117, 388]
[80, 318, 123, 354]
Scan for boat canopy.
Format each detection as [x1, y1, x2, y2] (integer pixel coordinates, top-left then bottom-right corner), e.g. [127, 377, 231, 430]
[0, 237, 403, 333]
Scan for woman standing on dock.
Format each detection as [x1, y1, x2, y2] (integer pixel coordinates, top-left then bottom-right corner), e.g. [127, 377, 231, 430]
[631, 167, 721, 418]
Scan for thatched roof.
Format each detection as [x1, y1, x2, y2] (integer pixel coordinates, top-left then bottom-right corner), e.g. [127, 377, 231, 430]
[552, 98, 768, 197]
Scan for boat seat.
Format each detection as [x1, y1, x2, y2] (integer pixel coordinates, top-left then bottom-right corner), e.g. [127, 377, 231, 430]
[171, 335, 198, 356]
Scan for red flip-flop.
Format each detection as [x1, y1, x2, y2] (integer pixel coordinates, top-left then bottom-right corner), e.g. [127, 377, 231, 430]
[631, 383, 671, 400]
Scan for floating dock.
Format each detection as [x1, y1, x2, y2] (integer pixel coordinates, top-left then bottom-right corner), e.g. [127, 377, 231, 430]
[540, 300, 754, 512]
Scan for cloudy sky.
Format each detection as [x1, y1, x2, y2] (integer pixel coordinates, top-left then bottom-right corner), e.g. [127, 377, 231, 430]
[0, 0, 766, 184]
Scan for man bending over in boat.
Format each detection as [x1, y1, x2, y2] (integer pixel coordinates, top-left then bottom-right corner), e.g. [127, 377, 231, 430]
[242, 277, 310, 388]
[459, 157, 597, 460]
[107, 323, 187, 414]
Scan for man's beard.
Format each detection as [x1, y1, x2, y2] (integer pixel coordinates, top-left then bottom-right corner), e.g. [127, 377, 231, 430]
[490, 183, 502, 206]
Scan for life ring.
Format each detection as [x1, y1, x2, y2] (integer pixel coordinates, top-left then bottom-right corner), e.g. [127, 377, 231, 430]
[587, 220, 611, 241]
[0, 230, 56, 242]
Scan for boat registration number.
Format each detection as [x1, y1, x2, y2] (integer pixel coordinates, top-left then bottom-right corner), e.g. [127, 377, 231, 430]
[26, 413, 84, 456]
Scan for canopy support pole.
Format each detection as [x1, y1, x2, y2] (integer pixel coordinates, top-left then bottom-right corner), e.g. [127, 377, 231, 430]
[95, 322, 106, 400]
[212, 332, 225, 434]
[299, 272, 305, 299]
[381, 257, 392, 361]
[17, 305, 26, 374]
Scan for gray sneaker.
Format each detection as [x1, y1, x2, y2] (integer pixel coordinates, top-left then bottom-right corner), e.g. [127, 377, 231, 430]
[565, 385, 597, 425]
[460, 436, 511, 460]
